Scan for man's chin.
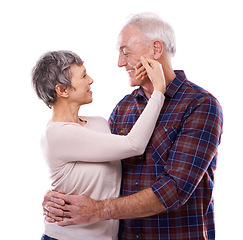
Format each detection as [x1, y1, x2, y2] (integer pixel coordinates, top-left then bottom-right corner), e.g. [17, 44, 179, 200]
[129, 82, 139, 88]
[128, 78, 140, 87]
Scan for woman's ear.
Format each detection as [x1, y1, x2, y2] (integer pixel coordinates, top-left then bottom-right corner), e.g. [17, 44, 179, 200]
[153, 40, 163, 60]
[55, 84, 69, 98]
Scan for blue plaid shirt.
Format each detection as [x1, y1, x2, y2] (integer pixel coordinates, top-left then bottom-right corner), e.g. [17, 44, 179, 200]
[109, 70, 223, 240]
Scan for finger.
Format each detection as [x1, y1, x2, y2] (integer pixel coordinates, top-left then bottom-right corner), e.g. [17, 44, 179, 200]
[135, 61, 144, 75]
[44, 200, 63, 211]
[51, 216, 63, 222]
[44, 215, 56, 223]
[43, 190, 52, 208]
[45, 213, 63, 222]
[61, 210, 72, 218]
[143, 57, 156, 66]
[44, 208, 63, 222]
[51, 190, 65, 198]
[140, 56, 151, 71]
[136, 70, 147, 80]
[58, 190, 65, 194]
[135, 61, 143, 69]
[44, 191, 66, 206]
[61, 203, 73, 211]
[60, 204, 77, 216]
[134, 65, 145, 76]
[50, 196, 65, 206]
[141, 57, 158, 69]
[43, 208, 49, 216]
[47, 205, 65, 216]
[44, 192, 65, 207]
[59, 204, 77, 218]
[58, 218, 75, 227]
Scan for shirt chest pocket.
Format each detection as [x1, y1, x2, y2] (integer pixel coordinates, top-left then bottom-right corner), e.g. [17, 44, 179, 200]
[151, 124, 179, 164]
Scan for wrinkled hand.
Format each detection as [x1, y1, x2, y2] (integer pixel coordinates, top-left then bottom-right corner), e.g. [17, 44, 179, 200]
[43, 191, 106, 226]
[134, 60, 148, 81]
[43, 190, 64, 223]
[135, 57, 166, 94]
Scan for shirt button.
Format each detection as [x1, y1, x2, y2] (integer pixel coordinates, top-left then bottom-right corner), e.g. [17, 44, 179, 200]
[136, 235, 140, 239]
[135, 181, 139, 186]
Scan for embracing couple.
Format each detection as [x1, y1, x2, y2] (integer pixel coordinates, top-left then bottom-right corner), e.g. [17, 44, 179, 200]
[32, 12, 223, 240]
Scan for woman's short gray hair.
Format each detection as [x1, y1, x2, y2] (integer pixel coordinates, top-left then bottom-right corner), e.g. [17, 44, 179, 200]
[124, 12, 176, 57]
[32, 50, 84, 108]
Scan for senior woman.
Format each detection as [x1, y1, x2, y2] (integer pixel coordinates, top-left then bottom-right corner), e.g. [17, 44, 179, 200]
[32, 50, 166, 240]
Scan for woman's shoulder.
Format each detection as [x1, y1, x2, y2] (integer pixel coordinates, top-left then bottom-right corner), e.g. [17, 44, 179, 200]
[44, 120, 77, 144]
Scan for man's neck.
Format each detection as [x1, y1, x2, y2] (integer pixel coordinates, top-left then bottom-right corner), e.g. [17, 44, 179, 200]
[141, 56, 176, 99]
[142, 70, 176, 99]
[142, 85, 153, 99]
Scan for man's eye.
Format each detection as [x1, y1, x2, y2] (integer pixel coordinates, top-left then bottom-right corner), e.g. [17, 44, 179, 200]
[123, 51, 130, 56]
[121, 49, 130, 56]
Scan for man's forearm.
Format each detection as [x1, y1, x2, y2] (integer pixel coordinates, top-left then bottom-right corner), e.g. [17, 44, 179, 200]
[102, 187, 167, 220]
[45, 188, 167, 226]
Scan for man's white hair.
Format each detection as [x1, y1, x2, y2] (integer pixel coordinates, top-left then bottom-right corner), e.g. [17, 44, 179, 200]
[124, 12, 176, 57]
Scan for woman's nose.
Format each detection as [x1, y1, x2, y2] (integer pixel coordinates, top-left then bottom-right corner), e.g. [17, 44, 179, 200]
[89, 76, 94, 85]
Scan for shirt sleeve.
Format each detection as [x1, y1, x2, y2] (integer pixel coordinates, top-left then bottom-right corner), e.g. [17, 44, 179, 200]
[151, 95, 223, 211]
[46, 91, 165, 163]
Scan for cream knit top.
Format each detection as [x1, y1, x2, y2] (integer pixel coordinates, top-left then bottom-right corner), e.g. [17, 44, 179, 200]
[41, 91, 165, 240]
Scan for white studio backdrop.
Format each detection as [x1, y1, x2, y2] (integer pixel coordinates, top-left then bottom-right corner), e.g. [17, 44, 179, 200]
[0, 0, 242, 239]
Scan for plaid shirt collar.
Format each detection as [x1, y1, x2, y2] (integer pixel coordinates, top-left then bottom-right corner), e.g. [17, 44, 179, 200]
[132, 70, 186, 99]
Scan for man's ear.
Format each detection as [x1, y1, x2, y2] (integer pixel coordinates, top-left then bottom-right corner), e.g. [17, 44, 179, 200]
[153, 40, 164, 60]
[55, 84, 69, 98]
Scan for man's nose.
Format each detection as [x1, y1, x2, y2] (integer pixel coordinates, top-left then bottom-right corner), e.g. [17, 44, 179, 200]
[118, 52, 127, 68]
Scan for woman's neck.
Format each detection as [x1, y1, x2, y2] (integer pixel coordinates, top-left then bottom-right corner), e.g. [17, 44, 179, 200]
[52, 101, 80, 124]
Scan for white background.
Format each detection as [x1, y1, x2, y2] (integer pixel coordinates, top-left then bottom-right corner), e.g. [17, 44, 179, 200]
[1, 0, 242, 239]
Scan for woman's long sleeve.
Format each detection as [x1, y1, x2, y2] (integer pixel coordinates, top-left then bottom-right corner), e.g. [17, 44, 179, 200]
[46, 91, 165, 162]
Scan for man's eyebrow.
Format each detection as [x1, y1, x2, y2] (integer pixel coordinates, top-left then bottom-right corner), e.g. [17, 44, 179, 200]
[118, 46, 131, 52]
[117, 45, 126, 51]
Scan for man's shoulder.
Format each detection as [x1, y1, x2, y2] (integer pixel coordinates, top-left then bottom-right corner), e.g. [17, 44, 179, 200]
[166, 71, 223, 118]
[175, 78, 223, 123]
[172, 71, 219, 105]
[182, 78, 220, 106]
